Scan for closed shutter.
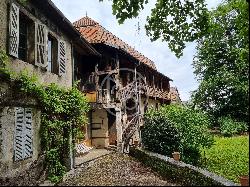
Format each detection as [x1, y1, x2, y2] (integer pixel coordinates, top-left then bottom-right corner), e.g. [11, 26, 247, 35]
[58, 40, 66, 76]
[9, 3, 19, 58]
[14, 107, 33, 161]
[35, 22, 48, 67]
[23, 108, 33, 159]
[14, 107, 25, 161]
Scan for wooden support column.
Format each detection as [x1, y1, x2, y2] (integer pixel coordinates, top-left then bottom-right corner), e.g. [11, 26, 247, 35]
[115, 107, 123, 152]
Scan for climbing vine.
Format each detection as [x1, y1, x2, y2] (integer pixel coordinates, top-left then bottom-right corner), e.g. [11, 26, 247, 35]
[0, 50, 90, 183]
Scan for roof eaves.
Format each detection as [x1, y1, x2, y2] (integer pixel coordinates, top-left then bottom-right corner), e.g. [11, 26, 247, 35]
[42, 0, 100, 56]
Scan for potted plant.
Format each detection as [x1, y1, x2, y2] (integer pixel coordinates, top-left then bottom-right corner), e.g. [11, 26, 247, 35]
[239, 175, 249, 186]
[172, 151, 180, 161]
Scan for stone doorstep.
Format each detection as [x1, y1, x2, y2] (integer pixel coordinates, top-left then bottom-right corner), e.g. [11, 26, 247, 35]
[75, 148, 112, 167]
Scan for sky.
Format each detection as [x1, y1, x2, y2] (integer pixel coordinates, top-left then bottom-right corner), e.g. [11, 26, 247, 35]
[51, 0, 221, 101]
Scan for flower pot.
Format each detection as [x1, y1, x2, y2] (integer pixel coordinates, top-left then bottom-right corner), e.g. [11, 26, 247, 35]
[172, 151, 180, 161]
[239, 175, 249, 186]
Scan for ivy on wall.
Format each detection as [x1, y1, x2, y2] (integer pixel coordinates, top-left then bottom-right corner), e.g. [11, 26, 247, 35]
[0, 50, 90, 183]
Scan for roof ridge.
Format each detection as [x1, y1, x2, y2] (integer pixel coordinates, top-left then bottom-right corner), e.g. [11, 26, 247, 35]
[74, 16, 157, 70]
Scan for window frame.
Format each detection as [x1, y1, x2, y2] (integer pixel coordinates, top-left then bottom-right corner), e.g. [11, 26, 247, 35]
[17, 10, 35, 64]
[47, 33, 59, 75]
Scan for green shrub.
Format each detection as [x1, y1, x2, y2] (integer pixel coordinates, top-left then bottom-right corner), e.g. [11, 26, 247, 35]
[218, 116, 248, 137]
[201, 136, 249, 183]
[142, 111, 181, 156]
[142, 104, 213, 165]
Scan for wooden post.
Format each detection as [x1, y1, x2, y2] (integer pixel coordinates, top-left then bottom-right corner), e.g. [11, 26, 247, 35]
[115, 107, 123, 152]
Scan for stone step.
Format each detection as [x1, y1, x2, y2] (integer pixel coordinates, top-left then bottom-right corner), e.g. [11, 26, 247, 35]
[106, 145, 117, 151]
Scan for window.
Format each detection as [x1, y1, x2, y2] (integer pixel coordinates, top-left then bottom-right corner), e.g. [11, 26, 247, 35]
[18, 14, 28, 61]
[18, 12, 35, 63]
[9, 3, 66, 76]
[14, 107, 33, 161]
[47, 34, 58, 74]
[9, 3, 35, 63]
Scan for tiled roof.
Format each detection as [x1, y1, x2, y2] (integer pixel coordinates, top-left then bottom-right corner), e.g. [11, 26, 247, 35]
[73, 17, 156, 70]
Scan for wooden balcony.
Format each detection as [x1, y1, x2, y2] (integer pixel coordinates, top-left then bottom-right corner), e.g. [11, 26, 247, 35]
[144, 85, 170, 100]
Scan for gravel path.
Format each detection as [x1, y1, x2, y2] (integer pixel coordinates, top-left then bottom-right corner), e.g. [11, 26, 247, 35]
[59, 152, 176, 186]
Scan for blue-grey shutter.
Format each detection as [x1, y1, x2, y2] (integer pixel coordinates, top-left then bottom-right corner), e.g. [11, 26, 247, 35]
[14, 107, 25, 161]
[14, 107, 33, 161]
[9, 3, 19, 58]
[58, 40, 66, 76]
[23, 108, 33, 159]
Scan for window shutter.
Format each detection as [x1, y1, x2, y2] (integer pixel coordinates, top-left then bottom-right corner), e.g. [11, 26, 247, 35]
[14, 107, 25, 161]
[14, 107, 33, 161]
[23, 108, 33, 159]
[9, 3, 19, 58]
[58, 40, 66, 76]
[35, 22, 48, 68]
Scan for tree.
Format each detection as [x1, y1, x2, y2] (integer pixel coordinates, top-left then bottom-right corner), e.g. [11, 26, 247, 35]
[191, 0, 249, 123]
[100, 0, 209, 58]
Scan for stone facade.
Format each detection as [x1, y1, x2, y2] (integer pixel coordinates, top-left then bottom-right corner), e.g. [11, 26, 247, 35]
[0, 106, 41, 178]
[0, 0, 73, 88]
[0, 0, 98, 184]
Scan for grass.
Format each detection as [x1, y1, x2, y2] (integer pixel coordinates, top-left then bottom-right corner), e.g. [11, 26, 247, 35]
[201, 135, 249, 183]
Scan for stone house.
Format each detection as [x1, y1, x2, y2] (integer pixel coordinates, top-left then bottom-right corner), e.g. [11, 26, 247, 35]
[73, 17, 172, 152]
[0, 0, 99, 184]
[0, 0, 176, 183]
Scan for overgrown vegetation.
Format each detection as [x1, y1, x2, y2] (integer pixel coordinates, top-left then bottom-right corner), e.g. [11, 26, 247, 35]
[218, 116, 248, 137]
[0, 50, 89, 183]
[141, 113, 180, 156]
[142, 104, 213, 165]
[201, 135, 249, 183]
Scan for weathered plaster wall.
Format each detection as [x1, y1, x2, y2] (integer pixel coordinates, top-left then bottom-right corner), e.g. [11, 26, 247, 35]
[0, 0, 8, 50]
[0, 0, 73, 88]
[91, 108, 109, 148]
[0, 107, 41, 178]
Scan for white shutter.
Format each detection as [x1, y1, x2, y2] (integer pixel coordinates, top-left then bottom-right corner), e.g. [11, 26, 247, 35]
[23, 108, 33, 159]
[58, 40, 66, 76]
[14, 107, 33, 161]
[35, 22, 48, 67]
[9, 3, 19, 58]
[14, 107, 25, 161]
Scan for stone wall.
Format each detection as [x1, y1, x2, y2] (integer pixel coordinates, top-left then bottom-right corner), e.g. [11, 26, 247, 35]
[0, 80, 45, 185]
[0, 0, 8, 50]
[130, 148, 239, 186]
[0, 107, 41, 178]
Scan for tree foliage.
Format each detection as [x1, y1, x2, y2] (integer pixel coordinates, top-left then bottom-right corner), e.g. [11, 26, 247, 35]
[142, 109, 181, 156]
[100, 0, 209, 58]
[142, 104, 213, 165]
[191, 0, 249, 123]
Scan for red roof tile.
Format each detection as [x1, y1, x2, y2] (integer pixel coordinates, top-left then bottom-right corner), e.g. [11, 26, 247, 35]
[73, 17, 156, 70]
